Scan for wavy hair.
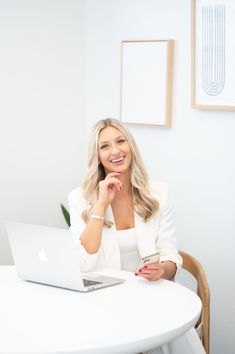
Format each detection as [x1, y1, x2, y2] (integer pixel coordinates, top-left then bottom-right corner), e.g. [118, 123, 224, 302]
[81, 118, 159, 227]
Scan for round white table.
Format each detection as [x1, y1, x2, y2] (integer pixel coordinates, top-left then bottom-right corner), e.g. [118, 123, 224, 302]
[0, 266, 201, 354]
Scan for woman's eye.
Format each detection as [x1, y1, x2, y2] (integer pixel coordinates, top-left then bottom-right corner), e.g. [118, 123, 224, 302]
[117, 139, 125, 144]
[100, 144, 109, 150]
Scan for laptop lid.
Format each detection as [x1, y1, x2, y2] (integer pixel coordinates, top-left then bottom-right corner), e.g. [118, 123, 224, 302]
[5, 221, 125, 292]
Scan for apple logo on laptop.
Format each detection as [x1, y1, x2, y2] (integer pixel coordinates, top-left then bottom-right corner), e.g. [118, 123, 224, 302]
[38, 249, 48, 262]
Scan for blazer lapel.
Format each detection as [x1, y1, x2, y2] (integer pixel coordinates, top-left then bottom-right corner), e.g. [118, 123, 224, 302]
[101, 205, 121, 269]
[135, 212, 157, 258]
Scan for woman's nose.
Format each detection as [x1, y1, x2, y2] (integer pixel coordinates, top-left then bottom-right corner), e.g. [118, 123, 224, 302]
[110, 144, 120, 154]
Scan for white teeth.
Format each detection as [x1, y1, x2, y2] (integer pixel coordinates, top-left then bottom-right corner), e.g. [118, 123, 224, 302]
[111, 157, 124, 163]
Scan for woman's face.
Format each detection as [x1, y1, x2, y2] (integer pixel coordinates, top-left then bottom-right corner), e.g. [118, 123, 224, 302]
[98, 126, 132, 175]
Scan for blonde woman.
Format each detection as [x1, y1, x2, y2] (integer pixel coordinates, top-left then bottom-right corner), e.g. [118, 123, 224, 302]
[69, 118, 205, 354]
[69, 118, 181, 278]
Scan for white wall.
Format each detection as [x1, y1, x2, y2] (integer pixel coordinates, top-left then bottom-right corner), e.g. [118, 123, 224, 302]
[0, 1, 234, 353]
[84, 1, 235, 354]
[0, 0, 86, 263]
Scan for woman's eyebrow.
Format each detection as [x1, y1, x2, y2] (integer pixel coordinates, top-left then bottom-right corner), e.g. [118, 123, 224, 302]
[99, 135, 124, 145]
[99, 140, 109, 145]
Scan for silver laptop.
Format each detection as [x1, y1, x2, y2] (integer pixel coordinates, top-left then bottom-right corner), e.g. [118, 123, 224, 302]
[5, 221, 125, 292]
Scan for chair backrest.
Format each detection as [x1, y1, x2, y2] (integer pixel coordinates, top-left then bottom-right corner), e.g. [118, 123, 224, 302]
[179, 250, 210, 354]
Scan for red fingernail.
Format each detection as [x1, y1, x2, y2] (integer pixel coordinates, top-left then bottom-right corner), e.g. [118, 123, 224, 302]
[144, 265, 148, 269]
[134, 272, 138, 276]
[139, 269, 142, 273]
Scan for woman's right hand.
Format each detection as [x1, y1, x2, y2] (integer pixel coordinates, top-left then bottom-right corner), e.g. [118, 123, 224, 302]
[98, 172, 123, 207]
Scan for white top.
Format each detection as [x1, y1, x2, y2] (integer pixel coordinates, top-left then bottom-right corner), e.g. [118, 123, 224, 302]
[0, 266, 202, 354]
[116, 227, 140, 271]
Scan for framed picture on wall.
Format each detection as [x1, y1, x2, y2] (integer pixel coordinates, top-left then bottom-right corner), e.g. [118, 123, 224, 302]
[192, 0, 235, 109]
[120, 39, 174, 128]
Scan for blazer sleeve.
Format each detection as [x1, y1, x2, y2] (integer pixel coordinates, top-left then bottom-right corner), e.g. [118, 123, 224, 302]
[152, 181, 182, 272]
[68, 188, 100, 271]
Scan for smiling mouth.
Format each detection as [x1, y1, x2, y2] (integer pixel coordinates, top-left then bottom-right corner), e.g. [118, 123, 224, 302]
[110, 156, 125, 163]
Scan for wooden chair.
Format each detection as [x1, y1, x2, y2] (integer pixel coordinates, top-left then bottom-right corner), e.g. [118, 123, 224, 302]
[179, 250, 210, 354]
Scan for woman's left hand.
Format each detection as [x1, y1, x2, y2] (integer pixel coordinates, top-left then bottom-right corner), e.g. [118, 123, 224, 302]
[135, 262, 165, 281]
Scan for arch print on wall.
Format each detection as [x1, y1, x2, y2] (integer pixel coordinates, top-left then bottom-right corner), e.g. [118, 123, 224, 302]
[120, 40, 174, 128]
[192, 0, 235, 109]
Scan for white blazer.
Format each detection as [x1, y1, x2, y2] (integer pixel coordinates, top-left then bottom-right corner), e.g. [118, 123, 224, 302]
[68, 180, 182, 272]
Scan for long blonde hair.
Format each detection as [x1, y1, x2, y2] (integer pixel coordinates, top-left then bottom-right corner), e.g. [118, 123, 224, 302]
[82, 118, 159, 227]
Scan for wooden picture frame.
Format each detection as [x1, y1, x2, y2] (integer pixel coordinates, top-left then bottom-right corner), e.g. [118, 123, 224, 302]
[192, 0, 235, 110]
[120, 39, 174, 128]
